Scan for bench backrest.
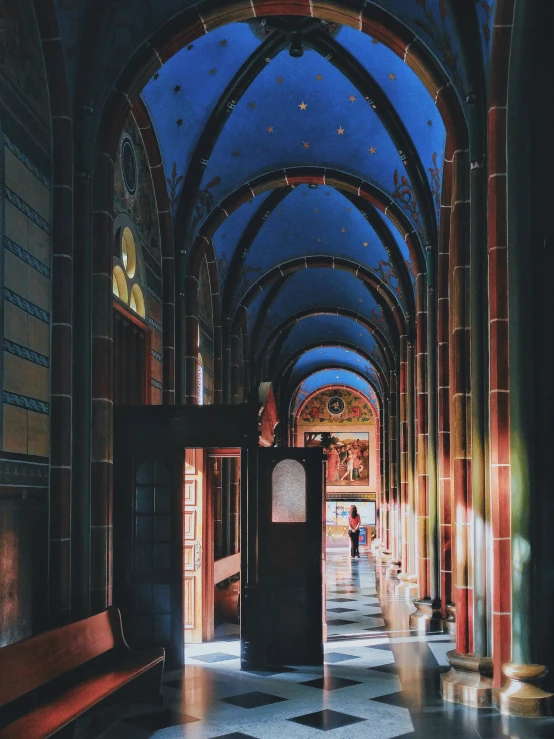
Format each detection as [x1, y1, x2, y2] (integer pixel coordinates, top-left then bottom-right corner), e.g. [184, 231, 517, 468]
[0, 607, 125, 707]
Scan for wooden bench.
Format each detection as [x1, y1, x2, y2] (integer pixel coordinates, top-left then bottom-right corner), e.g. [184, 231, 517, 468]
[0, 607, 165, 739]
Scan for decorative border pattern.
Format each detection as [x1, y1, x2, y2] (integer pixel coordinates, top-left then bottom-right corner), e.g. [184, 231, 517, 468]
[151, 378, 163, 391]
[148, 286, 163, 304]
[3, 134, 51, 189]
[148, 316, 162, 333]
[5, 236, 50, 278]
[3, 390, 49, 414]
[5, 186, 51, 235]
[4, 339, 49, 367]
[151, 349, 163, 362]
[4, 287, 50, 324]
[0, 457, 49, 486]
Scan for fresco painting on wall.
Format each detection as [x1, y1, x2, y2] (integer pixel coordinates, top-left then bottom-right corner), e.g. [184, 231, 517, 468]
[305, 432, 369, 486]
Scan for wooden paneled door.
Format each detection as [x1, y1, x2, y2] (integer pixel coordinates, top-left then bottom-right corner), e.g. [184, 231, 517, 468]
[184, 448, 205, 644]
[241, 447, 325, 670]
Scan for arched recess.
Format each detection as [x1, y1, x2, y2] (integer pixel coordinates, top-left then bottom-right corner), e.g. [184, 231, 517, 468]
[85, 0, 470, 619]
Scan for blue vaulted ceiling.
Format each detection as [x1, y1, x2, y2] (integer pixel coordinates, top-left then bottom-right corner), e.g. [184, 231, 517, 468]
[251, 269, 390, 352]
[286, 347, 382, 399]
[137, 4, 489, 410]
[225, 184, 406, 318]
[271, 314, 386, 376]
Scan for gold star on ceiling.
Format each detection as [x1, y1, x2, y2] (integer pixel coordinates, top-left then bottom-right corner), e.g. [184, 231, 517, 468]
[209, 68, 217, 75]
[341, 227, 346, 233]
[363, 241, 369, 247]
[248, 102, 256, 109]
[314, 208, 319, 213]
[232, 149, 240, 157]
[389, 73, 396, 80]
[337, 126, 345, 135]
[219, 39, 228, 46]
[299, 101, 308, 110]
[349, 95, 356, 102]
[267, 126, 274, 133]
[316, 237, 322, 242]
[427, 120, 433, 126]
[277, 76, 284, 84]
[316, 74, 323, 81]
[346, 207, 351, 212]
[302, 141, 310, 148]
[371, 38, 379, 45]
[369, 146, 377, 154]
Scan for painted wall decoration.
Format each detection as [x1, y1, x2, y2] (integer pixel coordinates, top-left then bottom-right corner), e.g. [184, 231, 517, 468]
[305, 431, 369, 486]
[0, 0, 51, 128]
[299, 388, 374, 424]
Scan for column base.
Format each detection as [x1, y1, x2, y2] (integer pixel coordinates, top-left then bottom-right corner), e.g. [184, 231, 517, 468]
[441, 651, 493, 708]
[377, 548, 392, 566]
[497, 663, 554, 718]
[409, 598, 441, 632]
[395, 573, 418, 599]
[441, 602, 456, 636]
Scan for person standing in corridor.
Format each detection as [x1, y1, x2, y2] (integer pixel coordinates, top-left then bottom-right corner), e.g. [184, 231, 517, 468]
[348, 504, 361, 558]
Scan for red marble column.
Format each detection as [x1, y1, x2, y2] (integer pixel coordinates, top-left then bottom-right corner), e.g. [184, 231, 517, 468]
[399, 335, 409, 570]
[389, 369, 399, 560]
[488, 0, 514, 689]
[438, 149, 453, 621]
[415, 274, 429, 598]
[449, 148, 472, 655]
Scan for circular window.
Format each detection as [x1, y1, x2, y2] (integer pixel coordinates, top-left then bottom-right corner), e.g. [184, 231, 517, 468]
[121, 136, 137, 195]
[121, 227, 137, 278]
[112, 265, 128, 304]
[130, 284, 145, 318]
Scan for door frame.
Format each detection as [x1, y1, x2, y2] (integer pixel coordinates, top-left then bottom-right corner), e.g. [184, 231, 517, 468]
[114, 404, 260, 664]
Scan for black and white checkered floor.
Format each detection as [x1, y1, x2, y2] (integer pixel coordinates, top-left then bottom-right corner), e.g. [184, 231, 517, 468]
[102, 550, 554, 738]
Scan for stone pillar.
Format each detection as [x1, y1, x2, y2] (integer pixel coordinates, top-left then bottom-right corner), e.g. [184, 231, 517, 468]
[442, 148, 494, 707]
[410, 276, 440, 630]
[399, 335, 409, 571]
[438, 145, 453, 631]
[497, 0, 554, 716]
[407, 340, 417, 575]
[388, 369, 399, 562]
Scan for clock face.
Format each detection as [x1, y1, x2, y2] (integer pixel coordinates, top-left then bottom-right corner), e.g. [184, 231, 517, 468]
[328, 396, 345, 415]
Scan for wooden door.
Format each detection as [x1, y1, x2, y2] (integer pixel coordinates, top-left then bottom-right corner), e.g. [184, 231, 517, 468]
[241, 447, 325, 669]
[184, 448, 204, 644]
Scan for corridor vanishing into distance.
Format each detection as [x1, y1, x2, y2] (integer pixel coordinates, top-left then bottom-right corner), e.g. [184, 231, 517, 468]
[102, 552, 554, 738]
[4, 2, 554, 736]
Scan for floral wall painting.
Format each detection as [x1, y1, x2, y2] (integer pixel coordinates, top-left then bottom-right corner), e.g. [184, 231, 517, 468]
[299, 388, 374, 424]
[305, 431, 370, 487]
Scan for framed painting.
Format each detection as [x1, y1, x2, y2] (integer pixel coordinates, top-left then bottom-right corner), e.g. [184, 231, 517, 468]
[304, 432, 370, 486]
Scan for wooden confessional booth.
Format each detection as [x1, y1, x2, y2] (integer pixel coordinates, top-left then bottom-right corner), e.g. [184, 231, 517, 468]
[113, 398, 325, 670]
